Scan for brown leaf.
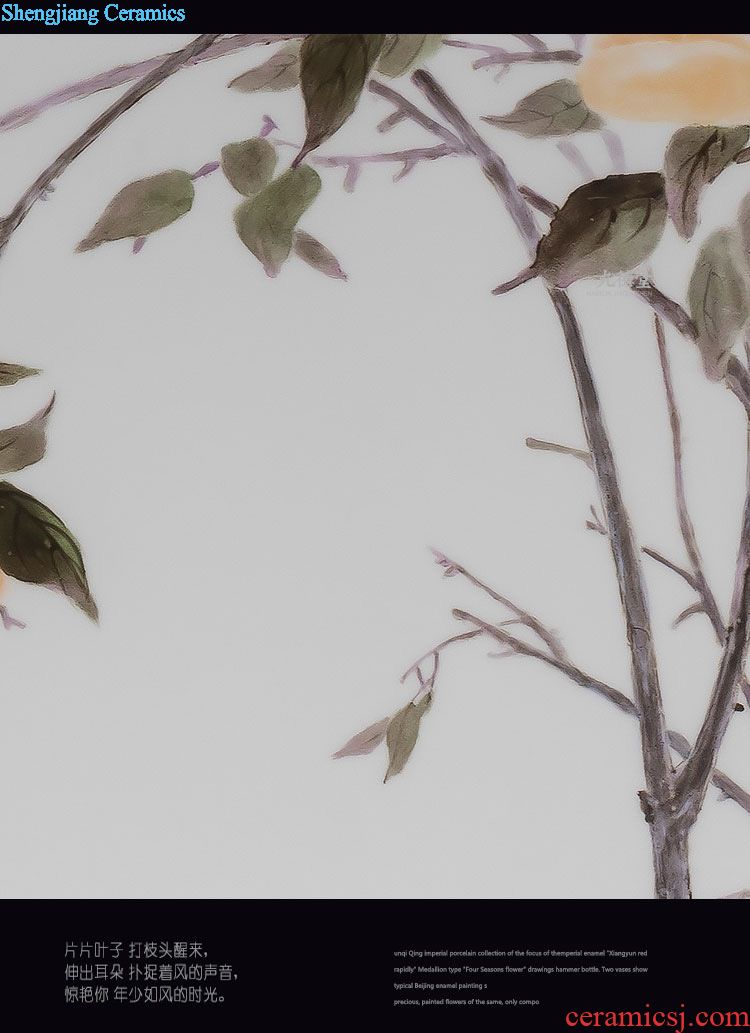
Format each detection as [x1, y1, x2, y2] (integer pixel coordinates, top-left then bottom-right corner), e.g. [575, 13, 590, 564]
[377, 34, 443, 77]
[483, 79, 603, 138]
[293, 230, 347, 280]
[664, 125, 749, 239]
[535, 173, 667, 287]
[384, 692, 432, 783]
[221, 138, 277, 197]
[0, 481, 97, 621]
[688, 227, 750, 379]
[332, 717, 389, 759]
[234, 166, 321, 277]
[295, 34, 385, 166]
[0, 363, 40, 387]
[0, 395, 54, 476]
[77, 171, 194, 251]
[229, 42, 302, 92]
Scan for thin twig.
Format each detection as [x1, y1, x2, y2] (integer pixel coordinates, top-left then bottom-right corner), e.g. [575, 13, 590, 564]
[654, 314, 725, 635]
[411, 70, 540, 256]
[400, 630, 482, 683]
[641, 548, 699, 591]
[557, 140, 595, 181]
[0, 33, 222, 257]
[443, 40, 581, 68]
[600, 127, 627, 173]
[368, 79, 462, 149]
[525, 436, 592, 468]
[452, 608, 750, 817]
[0, 34, 304, 133]
[368, 78, 557, 219]
[677, 489, 750, 823]
[433, 550, 568, 661]
[511, 34, 547, 52]
[632, 280, 750, 417]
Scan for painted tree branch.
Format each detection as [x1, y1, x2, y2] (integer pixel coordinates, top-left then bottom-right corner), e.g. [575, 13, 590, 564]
[525, 436, 593, 468]
[450, 608, 750, 817]
[411, 67, 684, 896]
[654, 314, 725, 636]
[676, 482, 750, 823]
[0, 33, 222, 257]
[632, 280, 750, 415]
[432, 549, 568, 661]
[0, 34, 303, 133]
[443, 39, 581, 70]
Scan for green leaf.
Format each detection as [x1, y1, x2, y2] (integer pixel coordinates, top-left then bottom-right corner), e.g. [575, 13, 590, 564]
[228, 41, 301, 92]
[221, 139, 278, 197]
[76, 171, 194, 251]
[664, 125, 750, 239]
[234, 166, 321, 277]
[0, 396, 53, 476]
[688, 227, 750, 380]
[0, 363, 40, 387]
[483, 79, 603, 138]
[293, 230, 347, 280]
[384, 693, 431, 783]
[534, 173, 667, 287]
[0, 482, 97, 620]
[295, 34, 385, 166]
[377, 34, 443, 77]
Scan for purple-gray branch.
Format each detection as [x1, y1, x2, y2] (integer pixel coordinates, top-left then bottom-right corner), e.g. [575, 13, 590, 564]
[0, 33, 222, 257]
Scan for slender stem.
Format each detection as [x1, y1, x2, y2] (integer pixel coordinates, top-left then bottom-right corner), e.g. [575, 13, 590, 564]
[0, 34, 303, 133]
[400, 630, 482, 683]
[641, 548, 699, 591]
[677, 477, 750, 822]
[0, 33, 221, 257]
[434, 551, 568, 661]
[443, 41, 581, 68]
[525, 437, 592, 468]
[510, 34, 547, 52]
[633, 280, 750, 416]
[557, 140, 595, 180]
[411, 70, 539, 257]
[368, 79, 462, 149]
[654, 315, 725, 635]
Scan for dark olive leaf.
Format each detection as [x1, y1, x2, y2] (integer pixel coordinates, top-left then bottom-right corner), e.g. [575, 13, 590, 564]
[221, 138, 278, 197]
[0, 395, 53, 476]
[384, 692, 432, 783]
[377, 34, 443, 77]
[332, 716, 390, 759]
[535, 173, 667, 287]
[234, 165, 321, 277]
[0, 363, 40, 387]
[688, 227, 750, 380]
[228, 41, 301, 92]
[0, 482, 97, 620]
[293, 230, 347, 280]
[483, 79, 603, 138]
[295, 34, 385, 166]
[664, 125, 750, 239]
[76, 171, 194, 251]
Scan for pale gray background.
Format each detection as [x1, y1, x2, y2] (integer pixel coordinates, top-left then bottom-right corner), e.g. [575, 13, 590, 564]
[0, 33, 749, 898]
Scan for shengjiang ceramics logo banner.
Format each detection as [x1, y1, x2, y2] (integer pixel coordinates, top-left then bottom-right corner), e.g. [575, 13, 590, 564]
[0, 2, 187, 25]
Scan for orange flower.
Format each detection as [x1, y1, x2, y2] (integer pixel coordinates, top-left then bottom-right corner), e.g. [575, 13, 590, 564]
[577, 34, 750, 123]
